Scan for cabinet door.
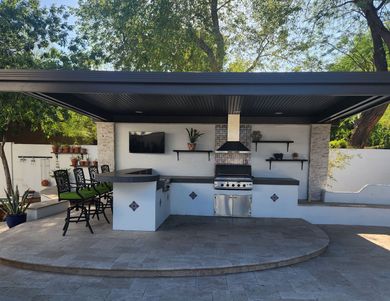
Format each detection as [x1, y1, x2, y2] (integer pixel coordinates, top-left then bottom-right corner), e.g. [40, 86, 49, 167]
[232, 195, 252, 217]
[214, 194, 232, 216]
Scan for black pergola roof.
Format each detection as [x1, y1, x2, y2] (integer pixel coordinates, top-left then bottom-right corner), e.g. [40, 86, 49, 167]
[0, 70, 389, 123]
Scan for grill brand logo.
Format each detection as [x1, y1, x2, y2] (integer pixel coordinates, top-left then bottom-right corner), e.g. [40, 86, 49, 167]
[129, 201, 139, 211]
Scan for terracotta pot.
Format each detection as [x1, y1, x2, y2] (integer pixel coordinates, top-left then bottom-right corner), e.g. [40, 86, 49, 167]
[73, 146, 81, 153]
[292, 153, 299, 160]
[62, 146, 70, 153]
[51, 145, 59, 153]
[81, 148, 87, 154]
[92, 160, 98, 167]
[41, 179, 50, 186]
[80, 160, 89, 167]
[71, 158, 78, 167]
[187, 143, 197, 151]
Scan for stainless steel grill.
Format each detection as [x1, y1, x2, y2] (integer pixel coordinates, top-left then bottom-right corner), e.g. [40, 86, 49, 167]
[214, 164, 253, 190]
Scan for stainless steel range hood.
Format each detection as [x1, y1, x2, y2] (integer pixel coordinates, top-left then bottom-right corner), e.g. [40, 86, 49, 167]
[216, 114, 250, 153]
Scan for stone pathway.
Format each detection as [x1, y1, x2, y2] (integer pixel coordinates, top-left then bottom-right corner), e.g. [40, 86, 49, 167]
[0, 224, 389, 300]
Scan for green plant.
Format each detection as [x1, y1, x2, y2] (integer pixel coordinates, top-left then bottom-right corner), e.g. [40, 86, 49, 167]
[329, 139, 348, 149]
[0, 186, 31, 216]
[186, 128, 204, 144]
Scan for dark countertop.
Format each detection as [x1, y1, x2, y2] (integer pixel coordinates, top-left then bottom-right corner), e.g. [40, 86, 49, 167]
[96, 168, 159, 183]
[97, 168, 299, 186]
[253, 177, 299, 186]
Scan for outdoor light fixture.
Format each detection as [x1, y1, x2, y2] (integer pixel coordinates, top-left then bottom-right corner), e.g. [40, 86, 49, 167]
[135, 111, 143, 114]
[274, 112, 284, 115]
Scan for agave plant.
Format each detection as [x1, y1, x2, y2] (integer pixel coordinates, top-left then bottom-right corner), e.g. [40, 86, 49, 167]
[186, 128, 204, 143]
[0, 186, 31, 216]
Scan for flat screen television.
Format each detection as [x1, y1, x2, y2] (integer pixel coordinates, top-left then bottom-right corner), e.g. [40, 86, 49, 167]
[129, 132, 165, 153]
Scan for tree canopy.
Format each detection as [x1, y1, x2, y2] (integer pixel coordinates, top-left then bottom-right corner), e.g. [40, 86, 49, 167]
[76, 0, 303, 72]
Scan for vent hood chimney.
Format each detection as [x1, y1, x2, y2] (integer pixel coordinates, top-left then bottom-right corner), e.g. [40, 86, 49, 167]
[216, 114, 250, 153]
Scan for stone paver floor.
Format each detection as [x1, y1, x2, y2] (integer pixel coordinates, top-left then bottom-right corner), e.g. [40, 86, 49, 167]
[0, 223, 390, 300]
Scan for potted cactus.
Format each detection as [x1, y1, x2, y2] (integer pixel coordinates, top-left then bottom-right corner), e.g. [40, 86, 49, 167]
[186, 128, 204, 151]
[0, 186, 31, 228]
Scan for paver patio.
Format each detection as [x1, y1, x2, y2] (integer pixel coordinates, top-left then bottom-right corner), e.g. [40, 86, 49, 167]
[0, 221, 389, 300]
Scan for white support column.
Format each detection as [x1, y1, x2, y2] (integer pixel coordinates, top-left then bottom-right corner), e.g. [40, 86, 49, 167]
[308, 124, 331, 201]
[96, 122, 115, 170]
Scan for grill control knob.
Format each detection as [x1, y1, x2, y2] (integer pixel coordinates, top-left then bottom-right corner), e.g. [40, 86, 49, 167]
[226, 183, 230, 187]
[232, 184, 235, 187]
[243, 184, 246, 187]
[237, 184, 241, 187]
[221, 183, 224, 187]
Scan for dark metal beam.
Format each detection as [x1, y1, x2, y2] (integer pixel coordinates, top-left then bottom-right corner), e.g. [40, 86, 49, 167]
[319, 95, 390, 123]
[24, 92, 109, 121]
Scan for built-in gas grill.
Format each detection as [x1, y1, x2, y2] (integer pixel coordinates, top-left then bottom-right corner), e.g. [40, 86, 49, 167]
[214, 164, 253, 190]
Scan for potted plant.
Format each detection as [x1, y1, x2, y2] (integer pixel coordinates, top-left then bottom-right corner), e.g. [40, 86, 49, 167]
[71, 155, 79, 167]
[81, 148, 87, 155]
[186, 128, 204, 151]
[51, 142, 60, 154]
[73, 145, 81, 153]
[0, 186, 31, 228]
[62, 144, 70, 153]
[292, 152, 299, 160]
[92, 159, 98, 167]
[41, 179, 50, 186]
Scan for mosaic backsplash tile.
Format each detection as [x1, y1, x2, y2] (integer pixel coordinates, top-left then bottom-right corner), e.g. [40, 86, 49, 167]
[215, 124, 252, 165]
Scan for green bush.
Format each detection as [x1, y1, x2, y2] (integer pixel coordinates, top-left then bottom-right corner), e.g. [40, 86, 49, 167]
[329, 139, 348, 148]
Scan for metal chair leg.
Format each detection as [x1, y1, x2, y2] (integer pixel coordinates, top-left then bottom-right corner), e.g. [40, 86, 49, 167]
[63, 208, 71, 236]
[83, 206, 93, 234]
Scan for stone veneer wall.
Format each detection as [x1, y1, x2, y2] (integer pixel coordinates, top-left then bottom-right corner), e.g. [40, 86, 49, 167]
[96, 122, 115, 170]
[215, 124, 252, 165]
[308, 124, 331, 201]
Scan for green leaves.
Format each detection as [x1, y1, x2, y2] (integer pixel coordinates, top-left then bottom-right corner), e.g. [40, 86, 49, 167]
[0, 185, 31, 215]
[186, 128, 204, 143]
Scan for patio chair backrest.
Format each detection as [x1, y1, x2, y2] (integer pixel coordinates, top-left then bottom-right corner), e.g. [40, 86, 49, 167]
[88, 166, 99, 183]
[101, 165, 110, 174]
[54, 170, 71, 194]
[73, 168, 87, 189]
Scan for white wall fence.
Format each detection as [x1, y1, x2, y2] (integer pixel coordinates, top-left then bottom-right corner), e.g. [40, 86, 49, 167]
[0, 143, 97, 197]
[328, 149, 390, 192]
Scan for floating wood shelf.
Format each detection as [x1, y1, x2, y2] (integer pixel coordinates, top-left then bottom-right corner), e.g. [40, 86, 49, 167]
[173, 150, 213, 161]
[51, 152, 87, 159]
[252, 140, 294, 152]
[265, 158, 308, 170]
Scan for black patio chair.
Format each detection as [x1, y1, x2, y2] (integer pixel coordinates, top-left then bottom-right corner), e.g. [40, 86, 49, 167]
[54, 169, 94, 236]
[73, 168, 110, 224]
[100, 164, 113, 191]
[88, 166, 113, 212]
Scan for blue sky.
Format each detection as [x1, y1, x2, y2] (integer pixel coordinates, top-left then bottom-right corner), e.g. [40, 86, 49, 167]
[40, 0, 78, 8]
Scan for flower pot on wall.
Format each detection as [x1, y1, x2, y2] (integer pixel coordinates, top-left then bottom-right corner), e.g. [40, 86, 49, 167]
[41, 179, 50, 186]
[187, 143, 197, 151]
[71, 158, 78, 167]
[6, 213, 27, 228]
[51, 145, 59, 153]
[62, 146, 70, 153]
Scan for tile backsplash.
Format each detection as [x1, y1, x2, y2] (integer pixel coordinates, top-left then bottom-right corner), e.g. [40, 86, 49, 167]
[215, 124, 252, 165]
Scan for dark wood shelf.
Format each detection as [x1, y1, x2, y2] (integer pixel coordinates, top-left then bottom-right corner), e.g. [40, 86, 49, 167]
[51, 152, 87, 159]
[173, 150, 213, 161]
[252, 140, 294, 152]
[265, 158, 308, 170]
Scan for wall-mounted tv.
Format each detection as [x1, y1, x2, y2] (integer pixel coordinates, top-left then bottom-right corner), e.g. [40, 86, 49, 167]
[129, 132, 165, 153]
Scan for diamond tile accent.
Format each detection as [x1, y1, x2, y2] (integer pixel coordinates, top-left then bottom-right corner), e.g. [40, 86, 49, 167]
[129, 201, 139, 211]
[189, 191, 198, 200]
[271, 194, 279, 202]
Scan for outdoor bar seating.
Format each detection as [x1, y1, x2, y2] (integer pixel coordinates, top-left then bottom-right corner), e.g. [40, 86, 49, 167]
[88, 166, 113, 212]
[53, 169, 94, 236]
[73, 168, 110, 224]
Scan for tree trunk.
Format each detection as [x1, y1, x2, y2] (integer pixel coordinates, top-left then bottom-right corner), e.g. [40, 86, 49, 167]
[350, 1, 389, 148]
[0, 138, 12, 194]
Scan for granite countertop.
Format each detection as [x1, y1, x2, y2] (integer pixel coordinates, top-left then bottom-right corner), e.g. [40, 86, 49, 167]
[96, 168, 159, 183]
[97, 168, 299, 186]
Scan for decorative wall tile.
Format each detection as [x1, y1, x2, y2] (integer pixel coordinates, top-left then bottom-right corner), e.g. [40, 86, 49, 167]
[129, 201, 139, 211]
[189, 191, 198, 200]
[215, 124, 252, 165]
[270, 194, 279, 202]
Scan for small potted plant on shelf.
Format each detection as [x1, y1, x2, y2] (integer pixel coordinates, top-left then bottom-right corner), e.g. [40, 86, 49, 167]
[92, 159, 98, 167]
[62, 144, 70, 153]
[186, 128, 204, 151]
[0, 186, 31, 228]
[292, 152, 299, 160]
[73, 145, 81, 153]
[51, 142, 60, 154]
[81, 148, 88, 155]
[252, 131, 262, 142]
[71, 155, 79, 167]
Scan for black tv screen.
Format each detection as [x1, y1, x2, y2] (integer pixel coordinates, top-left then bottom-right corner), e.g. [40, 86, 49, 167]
[129, 132, 165, 153]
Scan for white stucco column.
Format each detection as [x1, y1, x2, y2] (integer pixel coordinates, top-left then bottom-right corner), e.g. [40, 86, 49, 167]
[308, 124, 331, 201]
[96, 122, 115, 170]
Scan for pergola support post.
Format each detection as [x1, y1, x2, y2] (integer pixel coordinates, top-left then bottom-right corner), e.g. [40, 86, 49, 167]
[308, 124, 331, 201]
[96, 122, 115, 170]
